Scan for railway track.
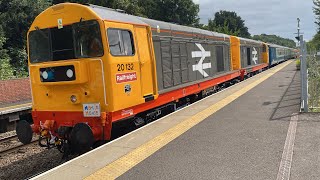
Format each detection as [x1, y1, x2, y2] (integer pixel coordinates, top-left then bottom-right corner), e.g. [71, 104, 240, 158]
[0, 135, 38, 155]
[0, 134, 17, 142]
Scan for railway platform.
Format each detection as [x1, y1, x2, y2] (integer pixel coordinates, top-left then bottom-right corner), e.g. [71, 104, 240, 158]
[34, 60, 317, 180]
[0, 78, 32, 132]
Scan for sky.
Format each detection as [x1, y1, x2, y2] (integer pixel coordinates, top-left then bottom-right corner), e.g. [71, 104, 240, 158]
[193, 0, 316, 41]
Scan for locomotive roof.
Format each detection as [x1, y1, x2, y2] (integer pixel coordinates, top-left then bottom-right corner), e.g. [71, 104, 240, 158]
[268, 43, 291, 49]
[88, 4, 229, 39]
[89, 4, 149, 26]
[238, 37, 264, 45]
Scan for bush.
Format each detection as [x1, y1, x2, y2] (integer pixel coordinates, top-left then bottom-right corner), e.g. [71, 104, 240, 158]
[0, 56, 14, 80]
[296, 59, 300, 70]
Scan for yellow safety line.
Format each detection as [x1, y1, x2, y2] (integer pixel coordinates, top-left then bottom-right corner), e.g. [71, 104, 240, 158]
[85, 61, 293, 180]
[0, 103, 32, 112]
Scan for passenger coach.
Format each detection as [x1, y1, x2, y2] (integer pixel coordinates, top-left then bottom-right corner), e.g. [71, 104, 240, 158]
[268, 44, 296, 66]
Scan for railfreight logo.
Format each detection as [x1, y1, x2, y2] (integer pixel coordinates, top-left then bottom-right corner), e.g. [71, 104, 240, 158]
[116, 72, 137, 83]
[192, 43, 211, 77]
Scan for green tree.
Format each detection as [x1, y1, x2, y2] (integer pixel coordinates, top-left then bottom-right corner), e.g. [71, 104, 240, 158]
[0, 0, 50, 77]
[252, 34, 296, 48]
[141, 0, 199, 26]
[307, 33, 320, 52]
[0, 27, 14, 80]
[207, 10, 250, 38]
[314, 0, 320, 31]
[310, 0, 320, 52]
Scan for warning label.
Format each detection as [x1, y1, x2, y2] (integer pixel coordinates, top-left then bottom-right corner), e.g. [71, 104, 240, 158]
[83, 103, 100, 117]
[116, 72, 137, 83]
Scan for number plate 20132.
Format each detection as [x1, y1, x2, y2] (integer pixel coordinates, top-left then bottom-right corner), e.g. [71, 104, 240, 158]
[83, 103, 101, 117]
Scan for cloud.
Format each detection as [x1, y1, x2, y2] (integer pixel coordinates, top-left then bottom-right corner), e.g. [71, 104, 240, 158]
[196, 0, 317, 40]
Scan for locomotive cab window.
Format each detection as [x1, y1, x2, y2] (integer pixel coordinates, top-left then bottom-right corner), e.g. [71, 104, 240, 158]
[28, 20, 103, 63]
[73, 20, 103, 58]
[107, 29, 135, 56]
[51, 25, 74, 60]
[29, 29, 51, 63]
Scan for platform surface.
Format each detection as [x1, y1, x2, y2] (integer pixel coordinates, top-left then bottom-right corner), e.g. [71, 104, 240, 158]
[117, 61, 301, 180]
[0, 102, 31, 115]
[34, 60, 318, 180]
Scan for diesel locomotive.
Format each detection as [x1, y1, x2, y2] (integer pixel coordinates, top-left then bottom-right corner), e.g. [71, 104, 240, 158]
[16, 3, 296, 154]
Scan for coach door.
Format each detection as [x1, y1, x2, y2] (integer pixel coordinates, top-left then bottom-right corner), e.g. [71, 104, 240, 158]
[134, 26, 156, 101]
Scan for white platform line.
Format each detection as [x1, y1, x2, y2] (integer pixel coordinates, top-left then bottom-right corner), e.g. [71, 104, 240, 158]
[276, 114, 298, 180]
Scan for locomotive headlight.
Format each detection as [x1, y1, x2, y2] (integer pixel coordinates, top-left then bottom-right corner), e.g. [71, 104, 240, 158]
[66, 69, 74, 78]
[42, 71, 48, 80]
[70, 95, 77, 103]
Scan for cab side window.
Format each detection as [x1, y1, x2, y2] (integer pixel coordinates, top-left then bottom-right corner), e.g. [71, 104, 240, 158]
[107, 29, 135, 56]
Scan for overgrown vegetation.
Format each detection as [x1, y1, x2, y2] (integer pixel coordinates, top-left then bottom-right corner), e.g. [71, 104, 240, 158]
[308, 0, 320, 52]
[306, 1, 320, 112]
[252, 34, 296, 48]
[0, 0, 50, 79]
[206, 10, 251, 38]
[307, 56, 320, 112]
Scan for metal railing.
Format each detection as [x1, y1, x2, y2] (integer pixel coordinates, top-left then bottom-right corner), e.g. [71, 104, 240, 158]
[300, 36, 308, 112]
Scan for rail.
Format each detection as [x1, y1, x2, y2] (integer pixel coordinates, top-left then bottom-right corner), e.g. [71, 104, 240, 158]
[0, 136, 37, 155]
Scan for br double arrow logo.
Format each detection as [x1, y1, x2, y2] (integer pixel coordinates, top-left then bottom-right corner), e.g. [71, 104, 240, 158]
[192, 43, 211, 77]
[252, 47, 258, 65]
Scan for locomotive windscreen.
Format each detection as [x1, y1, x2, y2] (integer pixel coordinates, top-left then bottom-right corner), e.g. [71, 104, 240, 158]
[29, 20, 103, 63]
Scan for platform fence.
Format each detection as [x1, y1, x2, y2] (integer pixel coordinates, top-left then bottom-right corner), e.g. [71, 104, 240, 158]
[307, 50, 320, 112]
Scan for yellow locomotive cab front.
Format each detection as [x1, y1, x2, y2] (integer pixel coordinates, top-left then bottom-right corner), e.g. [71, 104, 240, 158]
[28, 10, 106, 113]
[19, 4, 111, 152]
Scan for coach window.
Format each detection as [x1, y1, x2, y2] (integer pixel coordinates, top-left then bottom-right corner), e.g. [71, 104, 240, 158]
[107, 29, 135, 56]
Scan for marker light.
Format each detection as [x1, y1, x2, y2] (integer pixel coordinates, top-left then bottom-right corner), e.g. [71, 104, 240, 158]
[70, 95, 77, 103]
[66, 69, 74, 78]
[42, 71, 48, 80]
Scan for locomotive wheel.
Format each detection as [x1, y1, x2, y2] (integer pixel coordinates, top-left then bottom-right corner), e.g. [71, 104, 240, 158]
[70, 123, 94, 153]
[16, 120, 33, 144]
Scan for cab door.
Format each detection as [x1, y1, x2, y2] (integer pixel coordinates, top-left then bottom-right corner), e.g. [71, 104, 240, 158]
[134, 26, 157, 101]
[105, 22, 144, 111]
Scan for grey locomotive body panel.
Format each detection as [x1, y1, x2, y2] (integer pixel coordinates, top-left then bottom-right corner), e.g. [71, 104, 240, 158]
[239, 38, 264, 70]
[151, 30, 232, 93]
